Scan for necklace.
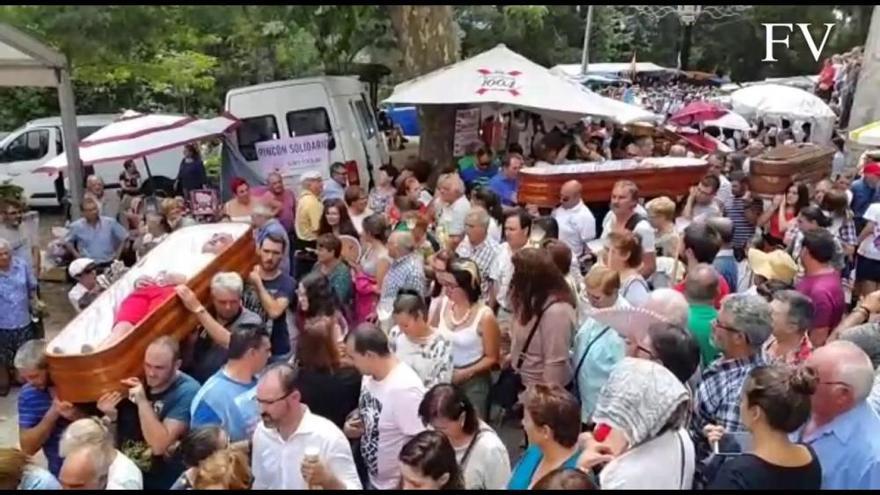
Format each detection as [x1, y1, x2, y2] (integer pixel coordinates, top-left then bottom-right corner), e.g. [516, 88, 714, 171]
[448, 300, 473, 327]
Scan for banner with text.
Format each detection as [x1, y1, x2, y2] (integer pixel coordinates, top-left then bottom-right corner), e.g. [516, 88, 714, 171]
[255, 133, 331, 183]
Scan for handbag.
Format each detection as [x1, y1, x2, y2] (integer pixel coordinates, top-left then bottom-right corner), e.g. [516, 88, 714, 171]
[489, 303, 551, 410]
[565, 326, 611, 402]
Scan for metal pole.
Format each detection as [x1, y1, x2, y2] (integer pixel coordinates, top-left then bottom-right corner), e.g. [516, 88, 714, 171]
[580, 5, 594, 76]
[57, 67, 83, 219]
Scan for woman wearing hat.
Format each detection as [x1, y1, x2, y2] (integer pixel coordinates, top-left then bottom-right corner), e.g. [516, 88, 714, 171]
[746, 249, 798, 300]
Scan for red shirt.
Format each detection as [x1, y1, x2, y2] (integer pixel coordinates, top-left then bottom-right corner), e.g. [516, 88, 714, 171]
[114, 285, 176, 326]
[675, 271, 731, 309]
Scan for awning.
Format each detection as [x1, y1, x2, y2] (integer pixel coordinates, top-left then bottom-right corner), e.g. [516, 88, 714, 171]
[36, 111, 240, 173]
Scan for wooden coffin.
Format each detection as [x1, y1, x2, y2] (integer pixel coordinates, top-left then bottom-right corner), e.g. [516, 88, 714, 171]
[749, 144, 834, 196]
[46, 223, 256, 403]
[518, 157, 710, 207]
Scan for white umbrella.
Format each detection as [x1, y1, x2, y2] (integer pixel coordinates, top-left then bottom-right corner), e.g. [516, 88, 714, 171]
[37, 111, 240, 173]
[849, 120, 880, 147]
[730, 84, 835, 144]
[384, 44, 660, 125]
[702, 111, 751, 132]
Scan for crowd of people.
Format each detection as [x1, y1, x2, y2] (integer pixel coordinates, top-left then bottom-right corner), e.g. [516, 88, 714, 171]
[2, 54, 880, 490]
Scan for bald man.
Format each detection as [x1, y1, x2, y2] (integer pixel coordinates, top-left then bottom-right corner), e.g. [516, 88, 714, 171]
[796, 341, 880, 489]
[684, 264, 721, 366]
[668, 144, 687, 158]
[552, 180, 596, 270]
[59, 444, 111, 490]
[253, 172, 295, 232]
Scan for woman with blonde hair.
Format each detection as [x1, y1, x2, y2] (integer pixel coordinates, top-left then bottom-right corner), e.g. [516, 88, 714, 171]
[646, 196, 680, 258]
[193, 448, 252, 490]
[571, 265, 630, 427]
[0, 447, 60, 489]
[59, 417, 143, 489]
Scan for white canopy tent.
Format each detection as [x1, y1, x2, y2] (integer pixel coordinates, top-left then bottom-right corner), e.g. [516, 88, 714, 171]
[730, 84, 836, 145]
[0, 22, 84, 214]
[384, 44, 660, 125]
[552, 62, 675, 77]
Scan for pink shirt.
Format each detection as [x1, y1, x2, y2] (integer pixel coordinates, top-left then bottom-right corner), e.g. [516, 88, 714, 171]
[796, 271, 845, 330]
[252, 186, 295, 232]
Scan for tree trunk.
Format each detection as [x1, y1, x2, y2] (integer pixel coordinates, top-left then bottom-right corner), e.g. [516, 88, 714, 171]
[387, 6, 460, 178]
[846, 6, 879, 166]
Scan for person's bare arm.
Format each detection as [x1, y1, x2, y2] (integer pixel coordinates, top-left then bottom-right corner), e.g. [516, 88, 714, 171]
[176, 285, 230, 347]
[64, 242, 81, 259]
[858, 222, 875, 246]
[252, 279, 289, 320]
[452, 311, 500, 383]
[373, 258, 390, 295]
[682, 187, 697, 220]
[125, 378, 188, 455]
[640, 252, 657, 279]
[19, 403, 61, 455]
[757, 197, 782, 228]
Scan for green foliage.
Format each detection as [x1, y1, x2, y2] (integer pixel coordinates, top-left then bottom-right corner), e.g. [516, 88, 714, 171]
[0, 5, 868, 132]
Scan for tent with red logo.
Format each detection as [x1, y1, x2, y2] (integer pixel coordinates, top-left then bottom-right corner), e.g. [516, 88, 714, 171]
[383, 44, 660, 125]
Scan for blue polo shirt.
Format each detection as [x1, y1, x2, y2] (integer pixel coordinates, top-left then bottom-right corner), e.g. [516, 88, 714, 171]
[460, 164, 499, 190]
[850, 179, 880, 220]
[488, 172, 518, 206]
[18, 384, 70, 476]
[64, 216, 127, 264]
[190, 368, 260, 442]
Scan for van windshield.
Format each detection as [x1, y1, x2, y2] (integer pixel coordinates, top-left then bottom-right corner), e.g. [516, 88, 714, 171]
[236, 115, 279, 161]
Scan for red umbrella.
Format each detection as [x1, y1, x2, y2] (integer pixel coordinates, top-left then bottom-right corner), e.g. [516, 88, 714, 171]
[668, 101, 728, 126]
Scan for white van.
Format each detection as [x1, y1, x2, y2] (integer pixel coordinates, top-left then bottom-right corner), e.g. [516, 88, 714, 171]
[0, 114, 183, 207]
[225, 76, 390, 189]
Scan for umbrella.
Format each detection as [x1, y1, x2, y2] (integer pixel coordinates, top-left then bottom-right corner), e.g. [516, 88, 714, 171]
[702, 111, 751, 132]
[668, 101, 728, 127]
[384, 44, 660, 125]
[586, 306, 672, 342]
[37, 111, 240, 173]
[849, 120, 880, 147]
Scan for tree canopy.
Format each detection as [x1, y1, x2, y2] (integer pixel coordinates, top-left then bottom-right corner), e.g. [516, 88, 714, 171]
[0, 5, 868, 130]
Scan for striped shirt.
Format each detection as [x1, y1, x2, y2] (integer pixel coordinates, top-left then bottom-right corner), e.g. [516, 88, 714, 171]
[18, 384, 69, 475]
[456, 237, 500, 298]
[727, 197, 755, 250]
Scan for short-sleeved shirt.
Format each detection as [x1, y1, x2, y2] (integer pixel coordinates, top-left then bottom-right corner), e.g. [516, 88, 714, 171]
[190, 368, 260, 442]
[460, 164, 499, 190]
[487, 173, 518, 206]
[507, 445, 582, 489]
[64, 216, 128, 264]
[688, 304, 720, 366]
[295, 191, 323, 242]
[0, 256, 37, 329]
[0, 224, 33, 268]
[708, 449, 822, 490]
[242, 273, 295, 357]
[116, 372, 200, 490]
[18, 384, 69, 475]
[858, 203, 880, 261]
[796, 272, 845, 331]
[186, 307, 263, 384]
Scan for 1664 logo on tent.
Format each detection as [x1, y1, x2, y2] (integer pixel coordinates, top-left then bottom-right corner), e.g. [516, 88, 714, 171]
[476, 69, 522, 96]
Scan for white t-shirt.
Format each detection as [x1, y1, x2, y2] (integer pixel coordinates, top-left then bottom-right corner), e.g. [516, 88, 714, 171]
[599, 429, 695, 490]
[453, 422, 511, 490]
[488, 217, 502, 245]
[489, 242, 516, 311]
[107, 450, 143, 490]
[552, 201, 597, 258]
[436, 195, 472, 237]
[252, 407, 362, 490]
[359, 361, 427, 490]
[601, 207, 656, 253]
[350, 208, 373, 235]
[68, 283, 88, 313]
[858, 203, 880, 261]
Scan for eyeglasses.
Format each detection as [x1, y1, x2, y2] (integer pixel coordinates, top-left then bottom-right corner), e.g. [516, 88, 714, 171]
[255, 390, 293, 406]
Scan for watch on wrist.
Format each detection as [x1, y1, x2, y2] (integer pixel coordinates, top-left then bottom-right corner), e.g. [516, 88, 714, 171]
[194, 306, 207, 315]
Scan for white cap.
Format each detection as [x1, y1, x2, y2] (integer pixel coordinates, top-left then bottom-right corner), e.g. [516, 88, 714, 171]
[68, 258, 96, 278]
[300, 170, 322, 183]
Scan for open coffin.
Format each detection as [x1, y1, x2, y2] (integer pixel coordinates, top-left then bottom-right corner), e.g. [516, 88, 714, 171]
[46, 222, 255, 403]
[518, 157, 709, 207]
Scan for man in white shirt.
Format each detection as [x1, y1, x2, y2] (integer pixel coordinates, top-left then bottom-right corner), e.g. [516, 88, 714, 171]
[489, 208, 532, 359]
[251, 363, 361, 490]
[456, 207, 499, 298]
[434, 173, 471, 250]
[707, 153, 732, 209]
[552, 180, 596, 269]
[67, 257, 102, 312]
[601, 180, 656, 279]
[343, 326, 426, 490]
[682, 175, 724, 222]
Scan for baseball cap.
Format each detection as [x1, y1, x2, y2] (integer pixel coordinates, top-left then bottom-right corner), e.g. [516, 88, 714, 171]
[863, 161, 880, 177]
[300, 170, 322, 183]
[68, 258, 96, 278]
[747, 248, 798, 285]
